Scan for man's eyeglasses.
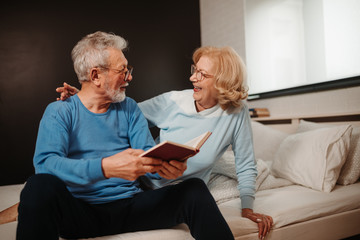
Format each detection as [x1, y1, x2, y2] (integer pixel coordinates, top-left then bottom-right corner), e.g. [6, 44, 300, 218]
[100, 65, 133, 82]
[191, 65, 214, 81]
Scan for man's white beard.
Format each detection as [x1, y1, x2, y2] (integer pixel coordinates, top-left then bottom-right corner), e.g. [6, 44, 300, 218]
[104, 80, 126, 103]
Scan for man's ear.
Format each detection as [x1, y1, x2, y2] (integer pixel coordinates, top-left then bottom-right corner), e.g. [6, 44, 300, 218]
[90, 68, 101, 86]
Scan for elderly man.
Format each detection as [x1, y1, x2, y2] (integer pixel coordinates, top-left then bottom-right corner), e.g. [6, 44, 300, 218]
[16, 31, 234, 240]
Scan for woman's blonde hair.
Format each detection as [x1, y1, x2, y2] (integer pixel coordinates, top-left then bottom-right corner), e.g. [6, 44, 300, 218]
[192, 46, 248, 110]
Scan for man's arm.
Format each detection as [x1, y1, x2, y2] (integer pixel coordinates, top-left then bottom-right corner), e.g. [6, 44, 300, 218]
[125, 98, 187, 180]
[33, 102, 106, 185]
[156, 160, 187, 179]
[102, 148, 163, 181]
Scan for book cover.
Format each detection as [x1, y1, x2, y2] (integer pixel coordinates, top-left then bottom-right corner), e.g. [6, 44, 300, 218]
[140, 131, 212, 161]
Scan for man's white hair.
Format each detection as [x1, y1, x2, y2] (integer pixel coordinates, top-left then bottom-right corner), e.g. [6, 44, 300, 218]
[71, 31, 128, 83]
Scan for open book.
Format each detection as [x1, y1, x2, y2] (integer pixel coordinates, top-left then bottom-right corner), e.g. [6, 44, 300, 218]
[140, 131, 212, 161]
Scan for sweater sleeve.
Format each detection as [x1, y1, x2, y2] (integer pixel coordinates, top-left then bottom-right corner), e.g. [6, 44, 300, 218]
[125, 98, 156, 151]
[232, 105, 257, 209]
[125, 98, 161, 180]
[138, 92, 173, 128]
[33, 102, 105, 187]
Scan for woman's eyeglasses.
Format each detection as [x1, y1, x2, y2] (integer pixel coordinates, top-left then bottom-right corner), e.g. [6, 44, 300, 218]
[191, 65, 213, 81]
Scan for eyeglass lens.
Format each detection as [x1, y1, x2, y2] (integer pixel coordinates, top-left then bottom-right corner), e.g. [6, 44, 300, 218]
[124, 66, 133, 81]
[191, 65, 203, 81]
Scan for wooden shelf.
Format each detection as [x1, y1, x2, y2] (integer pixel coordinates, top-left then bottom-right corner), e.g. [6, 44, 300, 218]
[251, 111, 360, 132]
[252, 111, 360, 122]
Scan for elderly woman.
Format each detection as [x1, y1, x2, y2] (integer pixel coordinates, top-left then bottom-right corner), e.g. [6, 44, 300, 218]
[1, 46, 272, 239]
[139, 46, 272, 239]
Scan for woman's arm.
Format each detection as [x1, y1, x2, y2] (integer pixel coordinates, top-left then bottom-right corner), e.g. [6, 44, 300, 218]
[56, 82, 79, 101]
[233, 105, 273, 239]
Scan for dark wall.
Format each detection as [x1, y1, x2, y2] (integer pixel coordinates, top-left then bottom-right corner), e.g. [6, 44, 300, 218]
[0, 1, 200, 186]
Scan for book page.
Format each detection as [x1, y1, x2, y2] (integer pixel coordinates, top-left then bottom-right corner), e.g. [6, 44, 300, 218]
[184, 131, 211, 149]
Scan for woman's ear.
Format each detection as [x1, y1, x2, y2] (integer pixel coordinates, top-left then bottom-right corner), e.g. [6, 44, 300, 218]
[90, 68, 101, 86]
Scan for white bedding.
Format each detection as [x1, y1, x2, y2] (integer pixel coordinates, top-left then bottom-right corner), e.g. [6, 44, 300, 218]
[207, 146, 360, 236]
[255, 182, 360, 228]
[1, 181, 360, 239]
[228, 182, 360, 228]
[209, 150, 293, 205]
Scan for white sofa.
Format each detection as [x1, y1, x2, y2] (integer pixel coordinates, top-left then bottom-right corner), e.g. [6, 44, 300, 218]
[1, 113, 360, 240]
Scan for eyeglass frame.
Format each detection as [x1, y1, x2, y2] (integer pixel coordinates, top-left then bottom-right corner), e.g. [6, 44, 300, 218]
[99, 65, 133, 82]
[191, 64, 214, 82]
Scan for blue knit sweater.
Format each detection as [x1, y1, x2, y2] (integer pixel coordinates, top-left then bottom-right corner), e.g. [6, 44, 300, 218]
[33, 94, 156, 204]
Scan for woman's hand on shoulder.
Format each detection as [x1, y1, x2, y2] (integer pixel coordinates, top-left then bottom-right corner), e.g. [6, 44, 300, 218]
[242, 208, 273, 239]
[56, 82, 79, 101]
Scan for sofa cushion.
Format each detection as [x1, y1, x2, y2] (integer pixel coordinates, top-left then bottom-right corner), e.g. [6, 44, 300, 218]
[250, 121, 289, 162]
[297, 120, 360, 185]
[271, 124, 352, 192]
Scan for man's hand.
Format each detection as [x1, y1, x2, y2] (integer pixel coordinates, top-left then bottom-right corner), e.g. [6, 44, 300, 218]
[56, 82, 79, 101]
[102, 149, 164, 181]
[242, 208, 273, 239]
[157, 160, 187, 179]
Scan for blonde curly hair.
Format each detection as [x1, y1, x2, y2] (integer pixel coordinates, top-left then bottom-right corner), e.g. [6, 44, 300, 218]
[192, 46, 248, 110]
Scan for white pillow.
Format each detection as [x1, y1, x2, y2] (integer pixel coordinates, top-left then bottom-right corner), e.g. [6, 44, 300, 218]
[297, 120, 360, 185]
[251, 121, 289, 162]
[271, 125, 352, 192]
